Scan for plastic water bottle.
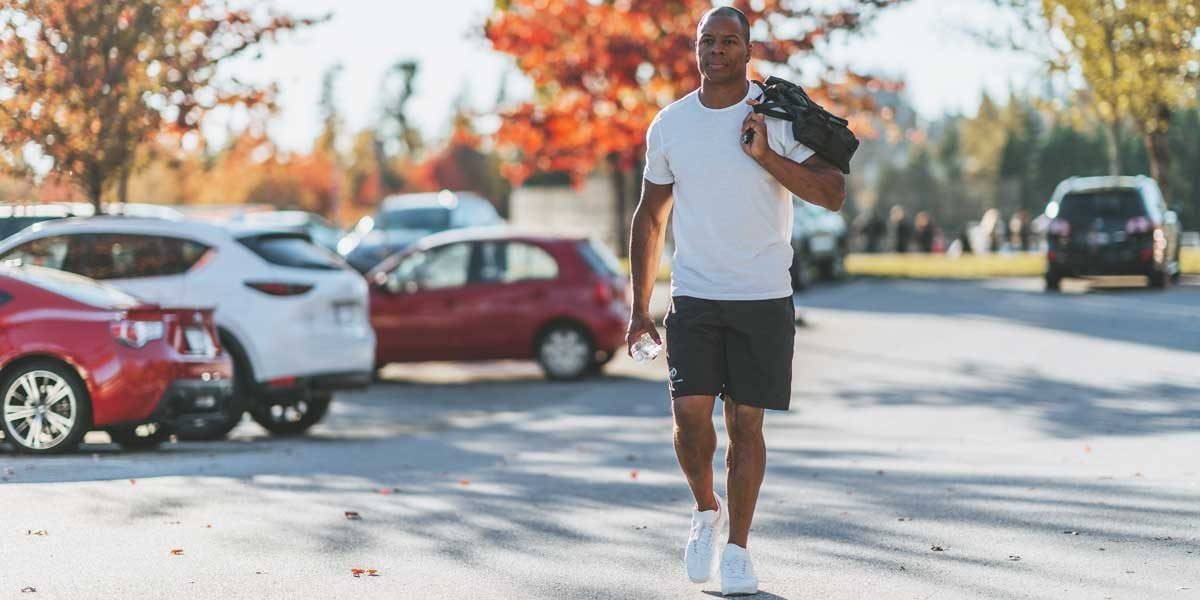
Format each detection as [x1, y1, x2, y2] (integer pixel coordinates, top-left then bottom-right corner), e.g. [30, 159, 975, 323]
[631, 333, 662, 363]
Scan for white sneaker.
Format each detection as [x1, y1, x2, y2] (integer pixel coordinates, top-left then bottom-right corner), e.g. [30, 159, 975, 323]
[720, 543, 758, 596]
[684, 492, 726, 583]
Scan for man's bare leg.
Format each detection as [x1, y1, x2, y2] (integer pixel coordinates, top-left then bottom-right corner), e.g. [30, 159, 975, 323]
[724, 397, 765, 547]
[672, 394, 719, 511]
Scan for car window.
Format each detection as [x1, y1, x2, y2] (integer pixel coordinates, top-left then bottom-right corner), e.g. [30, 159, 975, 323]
[477, 241, 558, 283]
[0, 235, 70, 270]
[4, 266, 140, 308]
[161, 237, 211, 275]
[381, 207, 450, 232]
[1058, 190, 1146, 222]
[411, 242, 470, 290]
[76, 234, 172, 280]
[576, 239, 621, 278]
[239, 234, 345, 271]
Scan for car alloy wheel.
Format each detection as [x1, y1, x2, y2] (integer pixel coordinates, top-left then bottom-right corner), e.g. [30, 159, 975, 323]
[2, 365, 87, 454]
[538, 326, 593, 380]
[249, 392, 331, 436]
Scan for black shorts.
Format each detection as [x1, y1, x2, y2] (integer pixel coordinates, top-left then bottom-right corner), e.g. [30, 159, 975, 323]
[664, 295, 796, 411]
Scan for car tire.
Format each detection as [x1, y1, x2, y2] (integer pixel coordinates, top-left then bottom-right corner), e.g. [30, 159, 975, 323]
[1044, 272, 1062, 292]
[249, 392, 331, 436]
[790, 248, 815, 291]
[820, 248, 847, 281]
[1, 360, 92, 455]
[536, 323, 595, 381]
[107, 422, 171, 451]
[1148, 268, 1168, 289]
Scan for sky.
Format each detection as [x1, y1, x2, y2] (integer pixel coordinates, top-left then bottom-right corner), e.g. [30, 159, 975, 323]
[212, 0, 1045, 152]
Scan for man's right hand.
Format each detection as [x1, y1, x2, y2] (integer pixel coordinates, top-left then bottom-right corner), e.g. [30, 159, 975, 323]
[625, 310, 662, 357]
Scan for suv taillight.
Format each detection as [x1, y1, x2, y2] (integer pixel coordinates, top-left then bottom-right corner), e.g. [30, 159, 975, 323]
[111, 319, 165, 348]
[1048, 218, 1071, 237]
[1125, 216, 1154, 234]
[244, 281, 314, 296]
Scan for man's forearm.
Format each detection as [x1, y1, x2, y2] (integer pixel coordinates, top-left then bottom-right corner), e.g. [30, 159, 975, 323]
[759, 152, 846, 211]
[629, 208, 668, 314]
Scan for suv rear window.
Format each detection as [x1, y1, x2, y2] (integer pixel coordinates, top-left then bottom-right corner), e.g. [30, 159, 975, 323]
[577, 239, 622, 277]
[1058, 190, 1146, 221]
[239, 234, 346, 271]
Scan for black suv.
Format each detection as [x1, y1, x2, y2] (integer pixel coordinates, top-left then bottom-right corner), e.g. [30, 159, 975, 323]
[790, 197, 848, 290]
[1043, 176, 1181, 290]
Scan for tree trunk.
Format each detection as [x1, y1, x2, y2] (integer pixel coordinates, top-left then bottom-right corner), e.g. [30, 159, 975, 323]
[118, 166, 130, 206]
[1144, 108, 1173, 202]
[610, 154, 630, 257]
[87, 173, 103, 213]
[1103, 121, 1122, 176]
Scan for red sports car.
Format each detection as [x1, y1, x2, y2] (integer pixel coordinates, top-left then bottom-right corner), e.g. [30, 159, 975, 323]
[368, 229, 630, 379]
[0, 266, 233, 454]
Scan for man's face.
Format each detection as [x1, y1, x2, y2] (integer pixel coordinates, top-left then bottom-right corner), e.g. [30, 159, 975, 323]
[695, 15, 749, 84]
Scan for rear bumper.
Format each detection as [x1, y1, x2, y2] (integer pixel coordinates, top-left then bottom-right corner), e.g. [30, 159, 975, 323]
[149, 379, 235, 429]
[256, 370, 372, 401]
[1048, 246, 1156, 276]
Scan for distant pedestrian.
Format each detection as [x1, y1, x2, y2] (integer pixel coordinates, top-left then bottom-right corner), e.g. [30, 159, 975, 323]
[1009, 209, 1032, 252]
[914, 211, 937, 253]
[890, 205, 912, 253]
[855, 209, 886, 253]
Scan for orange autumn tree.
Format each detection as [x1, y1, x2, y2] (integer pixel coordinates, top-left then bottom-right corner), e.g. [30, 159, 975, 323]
[485, 0, 908, 187]
[485, 0, 908, 251]
[0, 0, 323, 210]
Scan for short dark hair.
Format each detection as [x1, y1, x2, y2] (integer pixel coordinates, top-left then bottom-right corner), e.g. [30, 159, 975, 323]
[698, 6, 751, 44]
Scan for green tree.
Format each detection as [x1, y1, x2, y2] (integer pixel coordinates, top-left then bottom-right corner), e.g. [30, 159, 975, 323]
[1040, 0, 1200, 199]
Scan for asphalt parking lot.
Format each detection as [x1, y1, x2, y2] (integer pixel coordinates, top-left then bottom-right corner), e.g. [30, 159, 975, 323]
[2, 277, 1198, 599]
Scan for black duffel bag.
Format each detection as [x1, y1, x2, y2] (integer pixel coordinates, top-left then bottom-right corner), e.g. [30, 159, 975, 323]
[750, 76, 859, 174]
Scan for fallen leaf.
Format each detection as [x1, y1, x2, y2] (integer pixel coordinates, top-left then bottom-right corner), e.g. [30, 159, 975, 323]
[20, 587, 35, 593]
[255, 571, 267, 575]
[351, 568, 365, 578]
[367, 569, 379, 577]
[1154, 536, 1174, 541]
[1098, 547, 1105, 551]
[1008, 555, 1021, 561]
[378, 488, 392, 496]
[170, 548, 184, 556]
[1125, 570, 1135, 574]
[130, 479, 136, 485]
[1063, 530, 1080, 535]
[205, 524, 212, 529]
[1177, 587, 1192, 591]
[931, 545, 946, 552]
[344, 511, 361, 520]
[633, 525, 648, 530]
[1083, 445, 1092, 453]
[459, 480, 470, 486]
[897, 517, 912, 522]
[26, 530, 48, 536]
[629, 470, 639, 480]
[1134, 472, 1143, 477]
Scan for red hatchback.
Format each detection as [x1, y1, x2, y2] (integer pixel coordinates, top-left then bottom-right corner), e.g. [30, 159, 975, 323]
[368, 229, 630, 379]
[0, 266, 233, 454]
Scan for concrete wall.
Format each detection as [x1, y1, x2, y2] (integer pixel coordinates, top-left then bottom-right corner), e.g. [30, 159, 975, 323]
[509, 174, 622, 254]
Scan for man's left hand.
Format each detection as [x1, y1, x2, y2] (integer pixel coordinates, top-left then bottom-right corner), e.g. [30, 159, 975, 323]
[741, 98, 769, 162]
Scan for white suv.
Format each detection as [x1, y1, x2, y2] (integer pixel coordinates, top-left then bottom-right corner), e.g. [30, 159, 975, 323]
[0, 217, 376, 437]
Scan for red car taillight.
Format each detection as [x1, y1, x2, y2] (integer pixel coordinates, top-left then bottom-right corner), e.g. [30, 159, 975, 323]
[593, 281, 612, 305]
[1048, 218, 1071, 237]
[244, 281, 314, 296]
[1125, 216, 1154, 234]
[110, 319, 165, 348]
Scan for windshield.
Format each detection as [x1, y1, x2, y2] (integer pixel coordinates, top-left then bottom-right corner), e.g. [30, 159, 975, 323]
[1057, 190, 1146, 222]
[380, 207, 450, 232]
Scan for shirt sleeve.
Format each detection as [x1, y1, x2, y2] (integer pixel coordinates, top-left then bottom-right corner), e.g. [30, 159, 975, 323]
[642, 117, 674, 185]
[767, 118, 816, 165]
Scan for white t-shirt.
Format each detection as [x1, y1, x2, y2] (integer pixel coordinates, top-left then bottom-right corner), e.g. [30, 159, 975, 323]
[644, 84, 815, 301]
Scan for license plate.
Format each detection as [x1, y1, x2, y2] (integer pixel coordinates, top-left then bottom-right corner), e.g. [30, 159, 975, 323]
[184, 328, 214, 356]
[1088, 232, 1111, 245]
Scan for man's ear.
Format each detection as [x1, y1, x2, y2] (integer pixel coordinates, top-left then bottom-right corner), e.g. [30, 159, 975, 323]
[746, 41, 753, 62]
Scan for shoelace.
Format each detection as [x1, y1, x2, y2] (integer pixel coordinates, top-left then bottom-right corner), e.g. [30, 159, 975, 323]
[726, 553, 750, 578]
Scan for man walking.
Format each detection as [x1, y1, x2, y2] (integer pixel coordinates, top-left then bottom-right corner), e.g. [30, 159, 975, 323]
[625, 6, 845, 595]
